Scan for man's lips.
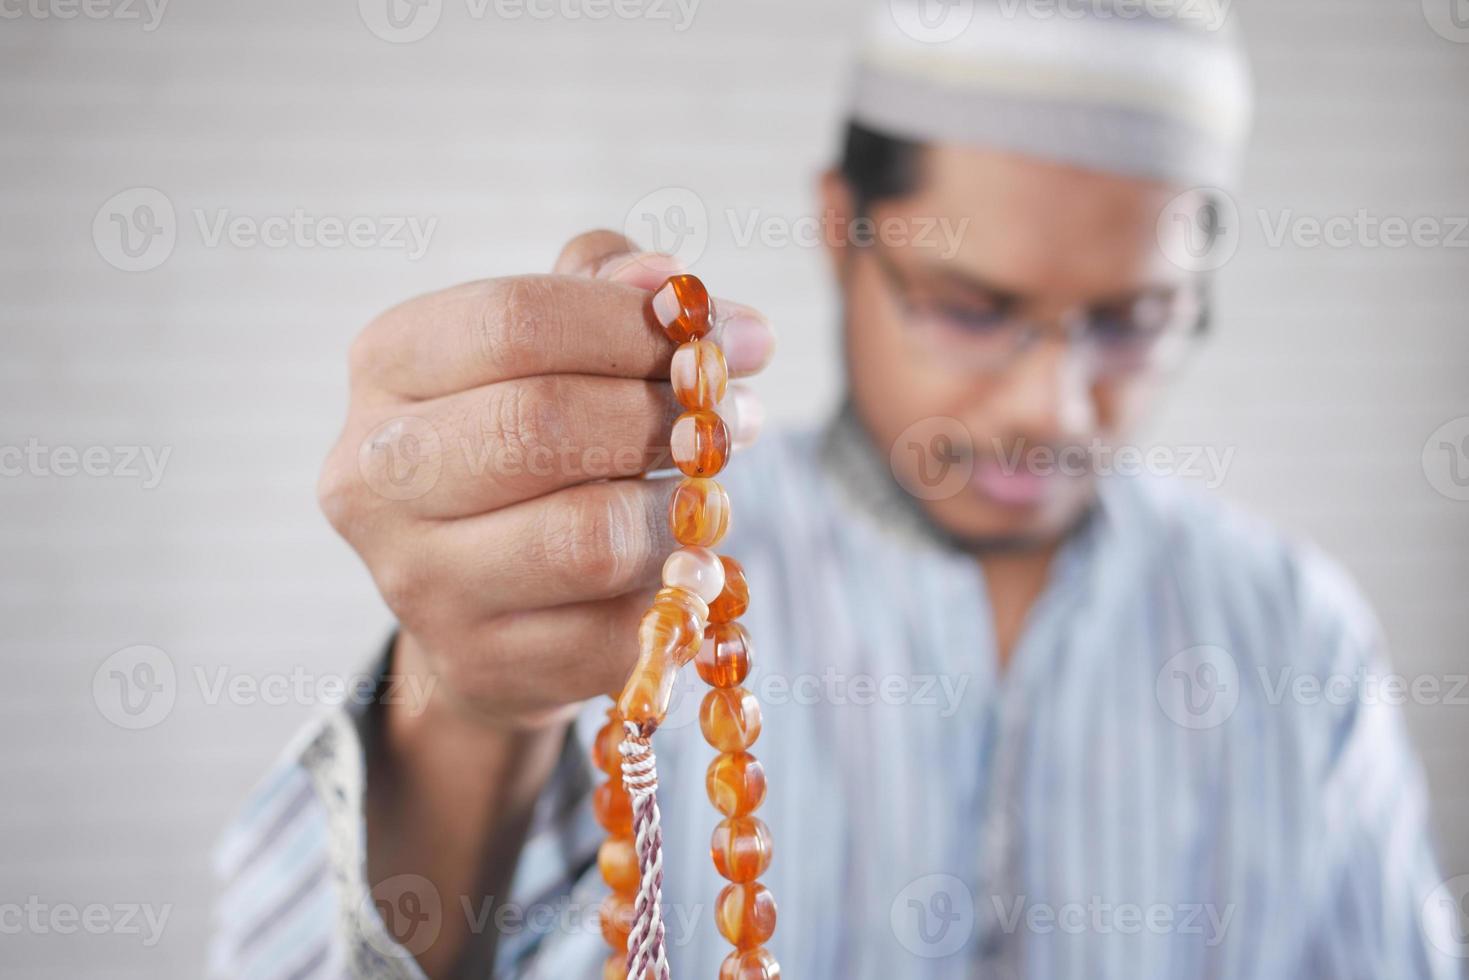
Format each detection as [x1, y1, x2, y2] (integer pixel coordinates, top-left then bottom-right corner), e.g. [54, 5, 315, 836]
[970, 456, 1057, 508]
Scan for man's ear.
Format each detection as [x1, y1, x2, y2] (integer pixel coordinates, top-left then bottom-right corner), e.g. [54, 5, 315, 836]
[819, 167, 857, 284]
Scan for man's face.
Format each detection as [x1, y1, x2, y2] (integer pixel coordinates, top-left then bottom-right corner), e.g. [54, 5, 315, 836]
[832, 145, 1205, 548]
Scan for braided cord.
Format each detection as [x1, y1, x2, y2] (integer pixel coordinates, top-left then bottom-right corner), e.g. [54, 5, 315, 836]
[620, 722, 670, 980]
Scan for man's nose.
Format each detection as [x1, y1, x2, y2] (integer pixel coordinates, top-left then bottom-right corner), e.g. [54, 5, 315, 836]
[985, 337, 1094, 447]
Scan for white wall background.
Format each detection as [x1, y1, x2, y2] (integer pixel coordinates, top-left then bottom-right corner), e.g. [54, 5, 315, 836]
[2, 0, 1466, 975]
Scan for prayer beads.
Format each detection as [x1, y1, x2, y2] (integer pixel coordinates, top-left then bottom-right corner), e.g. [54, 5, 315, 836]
[670, 338, 728, 411]
[598, 274, 779, 980]
[651, 274, 715, 344]
[669, 479, 731, 548]
[670, 410, 731, 478]
[706, 751, 766, 817]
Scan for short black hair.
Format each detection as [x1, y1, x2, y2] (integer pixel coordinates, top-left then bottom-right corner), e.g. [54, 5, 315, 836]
[838, 121, 924, 214]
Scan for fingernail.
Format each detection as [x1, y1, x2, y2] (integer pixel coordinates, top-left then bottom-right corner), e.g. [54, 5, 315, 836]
[716, 306, 775, 375]
[598, 252, 683, 288]
[729, 385, 765, 450]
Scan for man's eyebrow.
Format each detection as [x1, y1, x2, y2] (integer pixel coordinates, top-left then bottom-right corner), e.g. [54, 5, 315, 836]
[910, 262, 1027, 305]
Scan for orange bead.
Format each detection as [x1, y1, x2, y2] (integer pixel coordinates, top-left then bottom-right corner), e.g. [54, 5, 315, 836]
[711, 816, 773, 883]
[593, 780, 633, 836]
[719, 947, 781, 980]
[708, 555, 749, 624]
[600, 892, 635, 949]
[592, 713, 624, 777]
[700, 687, 762, 752]
[670, 410, 730, 478]
[695, 622, 753, 688]
[603, 952, 629, 980]
[669, 478, 731, 548]
[714, 882, 777, 949]
[670, 338, 728, 411]
[650, 274, 714, 344]
[706, 750, 766, 817]
[598, 836, 640, 894]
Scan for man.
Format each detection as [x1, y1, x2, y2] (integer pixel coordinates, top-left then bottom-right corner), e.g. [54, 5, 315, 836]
[211, 3, 1456, 978]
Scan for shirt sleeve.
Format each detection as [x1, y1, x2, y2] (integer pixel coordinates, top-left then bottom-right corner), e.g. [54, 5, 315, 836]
[1289, 555, 1461, 980]
[209, 654, 606, 980]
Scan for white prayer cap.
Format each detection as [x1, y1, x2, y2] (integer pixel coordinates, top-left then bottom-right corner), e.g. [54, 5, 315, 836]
[851, 0, 1254, 188]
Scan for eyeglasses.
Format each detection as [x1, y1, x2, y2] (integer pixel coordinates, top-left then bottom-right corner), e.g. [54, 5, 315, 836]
[865, 242, 1206, 377]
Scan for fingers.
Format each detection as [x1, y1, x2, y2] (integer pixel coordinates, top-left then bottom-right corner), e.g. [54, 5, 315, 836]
[352, 274, 774, 399]
[552, 229, 642, 277]
[453, 593, 649, 715]
[402, 375, 678, 519]
[380, 375, 759, 519]
[363, 478, 675, 641]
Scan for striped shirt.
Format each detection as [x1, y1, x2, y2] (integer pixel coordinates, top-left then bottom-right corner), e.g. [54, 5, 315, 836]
[211, 410, 1459, 979]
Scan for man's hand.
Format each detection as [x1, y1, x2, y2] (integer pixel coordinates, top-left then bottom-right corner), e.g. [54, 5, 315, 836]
[317, 231, 772, 978]
[317, 230, 773, 729]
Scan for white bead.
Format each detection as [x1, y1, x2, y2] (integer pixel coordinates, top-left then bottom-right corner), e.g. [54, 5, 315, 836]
[661, 546, 725, 604]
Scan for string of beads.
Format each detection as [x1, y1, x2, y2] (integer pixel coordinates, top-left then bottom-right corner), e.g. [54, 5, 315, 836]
[592, 274, 781, 980]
